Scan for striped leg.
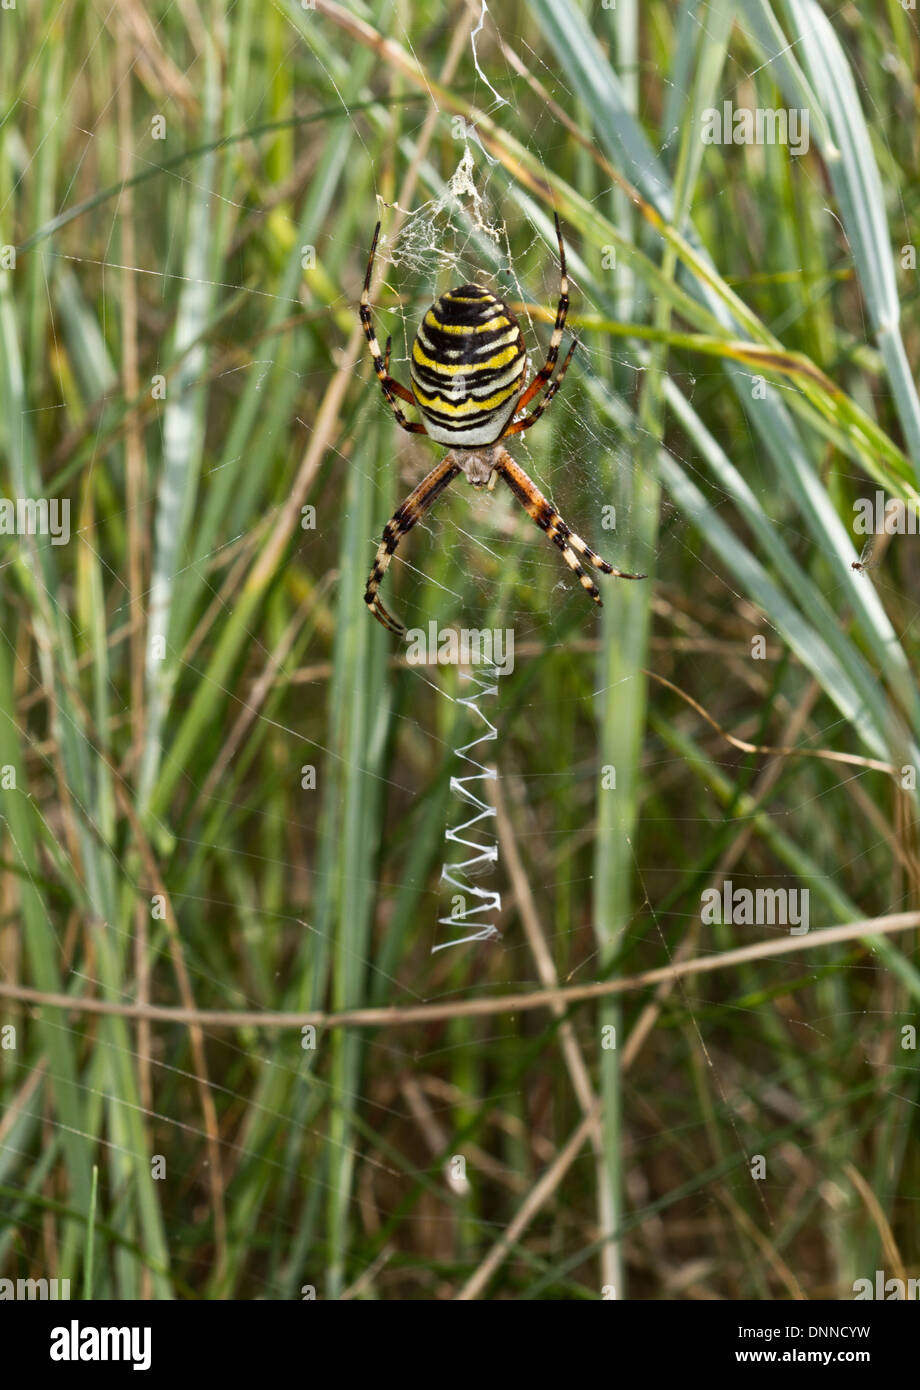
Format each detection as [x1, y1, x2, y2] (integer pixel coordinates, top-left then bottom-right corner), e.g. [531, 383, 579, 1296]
[495, 448, 645, 607]
[365, 456, 461, 637]
[505, 213, 574, 434]
[360, 221, 427, 435]
[503, 336, 578, 437]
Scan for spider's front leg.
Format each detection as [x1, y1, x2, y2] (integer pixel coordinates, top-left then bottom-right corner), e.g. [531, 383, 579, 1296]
[359, 221, 427, 436]
[364, 455, 461, 638]
[494, 448, 645, 607]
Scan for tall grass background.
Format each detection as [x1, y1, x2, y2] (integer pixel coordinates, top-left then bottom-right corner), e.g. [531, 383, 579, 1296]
[1, 0, 919, 1299]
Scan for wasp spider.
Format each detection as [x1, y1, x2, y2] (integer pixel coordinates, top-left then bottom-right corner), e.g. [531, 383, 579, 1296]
[359, 214, 645, 637]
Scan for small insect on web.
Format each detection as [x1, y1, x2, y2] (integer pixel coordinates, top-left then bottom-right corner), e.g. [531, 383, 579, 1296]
[851, 536, 880, 573]
[358, 205, 646, 639]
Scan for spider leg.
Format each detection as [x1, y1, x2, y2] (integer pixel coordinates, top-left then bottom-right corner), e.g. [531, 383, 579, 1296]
[365, 455, 461, 638]
[360, 221, 426, 433]
[503, 336, 578, 437]
[494, 448, 645, 607]
[503, 213, 573, 434]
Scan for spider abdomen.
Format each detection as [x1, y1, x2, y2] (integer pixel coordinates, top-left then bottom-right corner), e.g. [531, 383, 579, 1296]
[409, 286, 527, 446]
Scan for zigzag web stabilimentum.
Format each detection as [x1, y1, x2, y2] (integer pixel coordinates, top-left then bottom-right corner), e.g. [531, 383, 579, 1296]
[432, 664, 503, 953]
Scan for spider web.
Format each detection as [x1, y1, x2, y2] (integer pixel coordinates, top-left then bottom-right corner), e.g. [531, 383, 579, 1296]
[365, 139, 664, 959]
[364, 141, 666, 648]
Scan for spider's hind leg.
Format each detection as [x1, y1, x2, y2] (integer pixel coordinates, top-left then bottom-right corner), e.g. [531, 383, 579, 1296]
[364, 455, 461, 638]
[544, 517, 608, 606]
[555, 527, 615, 602]
[494, 448, 645, 608]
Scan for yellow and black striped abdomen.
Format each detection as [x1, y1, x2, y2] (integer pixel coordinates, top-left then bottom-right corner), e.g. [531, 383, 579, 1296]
[410, 286, 527, 446]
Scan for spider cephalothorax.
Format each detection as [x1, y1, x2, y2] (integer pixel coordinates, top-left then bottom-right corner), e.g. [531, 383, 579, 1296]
[359, 214, 644, 638]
